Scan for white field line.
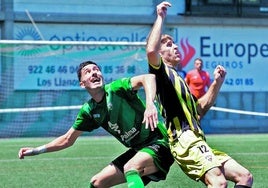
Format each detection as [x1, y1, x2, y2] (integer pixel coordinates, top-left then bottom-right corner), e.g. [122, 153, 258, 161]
[1, 152, 268, 163]
[0, 156, 113, 163]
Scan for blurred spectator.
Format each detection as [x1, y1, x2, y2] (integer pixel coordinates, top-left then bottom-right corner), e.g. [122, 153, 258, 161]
[185, 57, 210, 99]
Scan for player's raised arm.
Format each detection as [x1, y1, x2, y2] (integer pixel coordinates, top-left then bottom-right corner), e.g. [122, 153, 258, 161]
[197, 65, 226, 118]
[146, 1, 171, 67]
[18, 127, 82, 159]
[131, 74, 158, 131]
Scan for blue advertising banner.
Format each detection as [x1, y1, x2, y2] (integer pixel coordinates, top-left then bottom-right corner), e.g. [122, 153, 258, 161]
[14, 23, 268, 91]
[172, 26, 268, 92]
[13, 23, 149, 90]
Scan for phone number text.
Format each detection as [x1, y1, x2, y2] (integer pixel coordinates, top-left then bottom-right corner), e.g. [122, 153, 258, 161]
[225, 78, 254, 86]
[28, 65, 137, 74]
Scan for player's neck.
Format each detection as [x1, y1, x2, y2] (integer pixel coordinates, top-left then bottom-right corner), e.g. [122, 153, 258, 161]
[89, 88, 105, 103]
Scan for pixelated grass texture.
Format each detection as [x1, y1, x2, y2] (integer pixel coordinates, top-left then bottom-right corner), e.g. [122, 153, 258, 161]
[1, 134, 267, 188]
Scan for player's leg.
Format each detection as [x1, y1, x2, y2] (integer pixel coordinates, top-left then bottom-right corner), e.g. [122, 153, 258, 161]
[124, 151, 158, 176]
[222, 159, 253, 188]
[89, 151, 154, 187]
[171, 130, 227, 188]
[123, 151, 158, 187]
[200, 167, 227, 188]
[90, 149, 140, 188]
[124, 140, 174, 187]
[89, 163, 125, 188]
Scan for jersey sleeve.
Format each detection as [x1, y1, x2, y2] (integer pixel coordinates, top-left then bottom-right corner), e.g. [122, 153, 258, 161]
[72, 103, 100, 132]
[108, 77, 138, 100]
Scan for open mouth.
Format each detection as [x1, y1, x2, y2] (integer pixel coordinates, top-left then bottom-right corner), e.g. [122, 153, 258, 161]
[92, 77, 101, 83]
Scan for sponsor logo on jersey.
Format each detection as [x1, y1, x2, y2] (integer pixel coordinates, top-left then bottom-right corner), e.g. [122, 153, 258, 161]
[108, 121, 121, 134]
[120, 127, 139, 142]
[93, 114, 100, 118]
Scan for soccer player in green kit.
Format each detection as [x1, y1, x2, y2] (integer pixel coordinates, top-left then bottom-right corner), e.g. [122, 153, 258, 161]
[18, 60, 174, 188]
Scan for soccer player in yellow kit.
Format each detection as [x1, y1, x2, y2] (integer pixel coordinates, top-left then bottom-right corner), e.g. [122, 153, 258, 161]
[146, 1, 253, 188]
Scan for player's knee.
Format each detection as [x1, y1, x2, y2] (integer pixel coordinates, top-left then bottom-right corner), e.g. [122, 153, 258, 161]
[88, 181, 96, 188]
[219, 178, 228, 188]
[123, 162, 144, 176]
[207, 178, 227, 188]
[237, 170, 253, 186]
[216, 173, 228, 188]
[247, 172, 254, 185]
[89, 175, 98, 187]
[211, 176, 227, 188]
[203, 169, 227, 188]
[123, 162, 137, 172]
[90, 174, 103, 188]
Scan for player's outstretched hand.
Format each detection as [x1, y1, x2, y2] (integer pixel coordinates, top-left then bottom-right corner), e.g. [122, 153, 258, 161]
[18, 148, 35, 159]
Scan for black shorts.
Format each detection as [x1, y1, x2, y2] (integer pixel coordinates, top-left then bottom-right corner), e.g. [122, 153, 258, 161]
[111, 141, 174, 185]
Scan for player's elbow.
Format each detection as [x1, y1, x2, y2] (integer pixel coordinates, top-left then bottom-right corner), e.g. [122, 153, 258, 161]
[146, 51, 159, 67]
[60, 134, 76, 149]
[65, 137, 76, 148]
[146, 48, 157, 58]
[145, 73, 155, 80]
[196, 101, 210, 117]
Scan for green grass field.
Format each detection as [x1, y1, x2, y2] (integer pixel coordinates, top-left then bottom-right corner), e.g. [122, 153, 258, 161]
[1, 134, 267, 188]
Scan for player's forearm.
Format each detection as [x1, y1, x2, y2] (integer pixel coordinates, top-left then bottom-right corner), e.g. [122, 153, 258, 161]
[146, 16, 163, 51]
[142, 74, 157, 106]
[197, 80, 223, 117]
[19, 128, 81, 159]
[46, 127, 81, 152]
[131, 74, 156, 104]
[146, 16, 164, 66]
[45, 135, 74, 152]
[25, 135, 72, 156]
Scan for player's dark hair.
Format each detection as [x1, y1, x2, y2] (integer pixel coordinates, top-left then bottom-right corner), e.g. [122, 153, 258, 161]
[77, 60, 99, 81]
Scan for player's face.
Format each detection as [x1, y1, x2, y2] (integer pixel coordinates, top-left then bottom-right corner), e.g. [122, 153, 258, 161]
[160, 39, 181, 65]
[79, 64, 104, 89]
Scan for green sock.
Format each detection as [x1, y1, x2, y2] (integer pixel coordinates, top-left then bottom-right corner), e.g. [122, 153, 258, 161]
[125, 170, 144, 188]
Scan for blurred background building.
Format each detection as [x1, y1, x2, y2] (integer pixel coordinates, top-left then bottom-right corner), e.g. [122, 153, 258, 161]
[0, 0, 267, 137]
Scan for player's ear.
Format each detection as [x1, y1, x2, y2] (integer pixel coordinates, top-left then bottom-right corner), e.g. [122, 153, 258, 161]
[80, 81, 85, 88]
